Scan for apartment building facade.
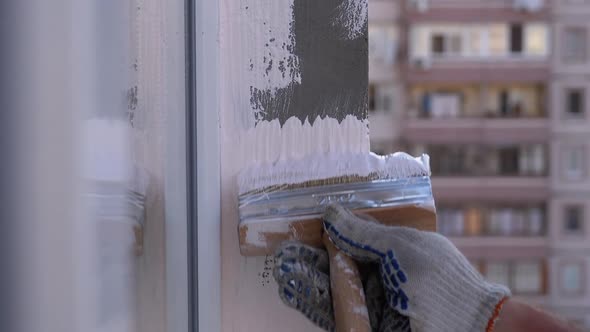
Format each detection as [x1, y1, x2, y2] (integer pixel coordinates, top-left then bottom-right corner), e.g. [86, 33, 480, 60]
[368, 0, 590, 327]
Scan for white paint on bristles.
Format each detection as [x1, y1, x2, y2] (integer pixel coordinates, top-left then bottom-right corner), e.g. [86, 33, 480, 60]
[238, 150, 430, 195]
[239, 115, 369, 168]
[332, 0, 368, 40]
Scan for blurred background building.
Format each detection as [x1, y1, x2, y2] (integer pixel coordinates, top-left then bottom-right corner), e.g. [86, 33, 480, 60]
[368, 0, 590, 328]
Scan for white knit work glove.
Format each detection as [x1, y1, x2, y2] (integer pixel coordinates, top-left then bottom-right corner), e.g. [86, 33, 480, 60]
[273, 241, 411, 332]
[323, 204, 511, 332]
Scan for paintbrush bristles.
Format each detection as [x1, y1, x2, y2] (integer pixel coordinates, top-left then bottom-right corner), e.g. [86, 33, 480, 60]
[238, 152, 430, 195]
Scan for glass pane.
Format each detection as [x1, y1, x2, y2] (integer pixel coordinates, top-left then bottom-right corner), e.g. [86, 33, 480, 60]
[563, 28, 588, 64]
[510, 24, 523, 54]
[566, 89, 584, 115]
[562, 146, 585, 180]
[528, 207, 545, 236]
[489, 24, 508, 56]
[526, 24, 548, 56]
[432, 35, 445, 54]
[564, 206, 583, 233]
[487, 262, 510, 287]
[562, 264, 583, 293]
[513, 262, 542, 293]
[465, 208, 483, 236]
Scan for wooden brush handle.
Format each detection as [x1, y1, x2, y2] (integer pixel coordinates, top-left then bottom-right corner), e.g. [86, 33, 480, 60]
[323, 233, 370, 332]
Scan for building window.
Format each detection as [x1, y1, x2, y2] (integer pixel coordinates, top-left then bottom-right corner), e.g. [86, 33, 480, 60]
[486, 261, 544, 295]
[431, 33, 462, 57]
[369, 25, 398, 65]
[438, 208, 464, 237]
[564, 205, 584, 234]
[464, 207, 484, 236]
[565, 89, 585, 117]
[525, 24, 548, 56]
[561, 146, 586, 181]
[432, 34, 445, 54]
[499, 147, 520, 175]
[519, 144, 546, 176]
[438, 204, 545, 237]
[429, 93, 461, 118]
[486, 262, 510, 287]
[369, 84, 376, 111]
[489, 24, 508, 56]
[513, 262, 543, 294]
[510, 24, 524, 54]
[563, 27, 588, 64]
[528, 207, 545, 236]
[561, 263, 584, 295]
[369, 84, 395, 112]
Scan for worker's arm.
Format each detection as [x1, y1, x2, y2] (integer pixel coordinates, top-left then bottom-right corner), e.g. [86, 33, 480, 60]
[275, 204, 580, 332]
[323, 204, 511, 332]
[495, 298, 583, 332]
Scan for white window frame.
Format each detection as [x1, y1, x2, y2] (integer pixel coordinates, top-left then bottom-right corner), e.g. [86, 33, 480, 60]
[165, 0, 221, 331]
[559, 260, 587, 296]
[561, 145, 587, 181]
[562, 26, 588, 65]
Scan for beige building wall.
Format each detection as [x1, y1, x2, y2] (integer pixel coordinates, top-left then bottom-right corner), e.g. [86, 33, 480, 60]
[368, 0, 404, 153]
[550, 0, 590, 326]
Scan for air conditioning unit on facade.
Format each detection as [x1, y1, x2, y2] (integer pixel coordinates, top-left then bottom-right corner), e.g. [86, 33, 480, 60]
[513, 0, 544, 12]
[412, 57, 432, 70]
[410, 0, 429, 12]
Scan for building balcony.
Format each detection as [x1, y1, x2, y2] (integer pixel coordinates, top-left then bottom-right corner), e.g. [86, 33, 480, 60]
[402, 118, 549, 144]
[405, 57, 550, 83]
[432, 176, 550, 202]
[404, 0, 551, 23]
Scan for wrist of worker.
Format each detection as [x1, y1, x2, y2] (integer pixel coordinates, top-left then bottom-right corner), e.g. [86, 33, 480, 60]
[433, 280, 510, 332]
[485, 296, 510, 332]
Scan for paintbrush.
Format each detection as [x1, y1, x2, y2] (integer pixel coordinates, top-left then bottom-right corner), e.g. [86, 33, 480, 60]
[237, 151, 436, 331]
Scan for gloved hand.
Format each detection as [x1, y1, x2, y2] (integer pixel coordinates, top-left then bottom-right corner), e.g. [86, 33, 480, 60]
[273, 240, 411, 332]
[322, 204, 511, 332]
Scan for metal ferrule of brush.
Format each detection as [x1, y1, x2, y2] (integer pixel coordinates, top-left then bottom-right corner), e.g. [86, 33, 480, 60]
[238, 176, 433, 224]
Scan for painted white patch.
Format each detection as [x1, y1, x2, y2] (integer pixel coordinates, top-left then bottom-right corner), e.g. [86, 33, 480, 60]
[228, 0, 301, 127]
[245, 220, 291, 248]
[332, 0, 368, 40]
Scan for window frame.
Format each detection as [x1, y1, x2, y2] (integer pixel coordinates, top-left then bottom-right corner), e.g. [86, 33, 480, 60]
[564, 88, 586, 118]
[512, 261, 544, 295]
[562, 26, 588, 65]
[484, 260, 546, 296]
[510, 23, 524, 54]
[559, 260, 587, 297]
[563, 205, 585, 236]
[185, 0, 222, 331]
[560, 145, 587, 181]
